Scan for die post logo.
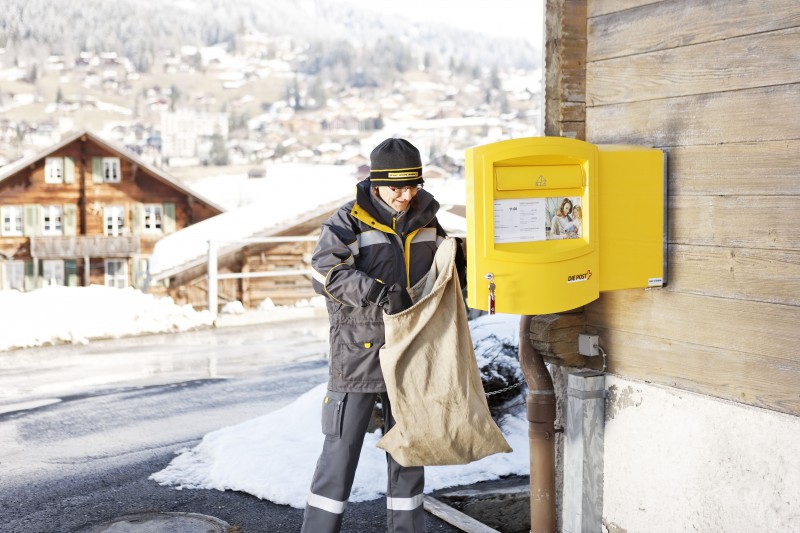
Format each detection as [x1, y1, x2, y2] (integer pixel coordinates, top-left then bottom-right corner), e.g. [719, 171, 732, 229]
[567, 270, 592, 283]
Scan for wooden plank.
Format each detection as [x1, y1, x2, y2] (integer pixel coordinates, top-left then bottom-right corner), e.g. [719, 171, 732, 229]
[423, 496, 501, 533]
[665, 140, 800, 197]
[587, 0, 800, 61]
[586, 84, 800, 147]
[588, 0, 661, 18]
[668, 195, 800, 250]
[586, 290, 800, 364]
[595, 328, 800, 417]
[588, 28, 800, 106]
[668, 244, 800, 307]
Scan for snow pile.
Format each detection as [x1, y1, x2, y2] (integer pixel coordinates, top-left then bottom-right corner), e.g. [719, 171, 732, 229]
[0, 285, 214, 351]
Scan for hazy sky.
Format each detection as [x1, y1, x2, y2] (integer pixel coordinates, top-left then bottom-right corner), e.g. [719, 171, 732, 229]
[338, 0, 544, 45]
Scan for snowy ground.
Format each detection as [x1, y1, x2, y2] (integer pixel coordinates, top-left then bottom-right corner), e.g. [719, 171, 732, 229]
[0, 285, 215, 351]
[1, 285, 529, 508]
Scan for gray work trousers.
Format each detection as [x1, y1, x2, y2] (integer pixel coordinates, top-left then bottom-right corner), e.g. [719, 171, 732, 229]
[301, 391, 425, 533]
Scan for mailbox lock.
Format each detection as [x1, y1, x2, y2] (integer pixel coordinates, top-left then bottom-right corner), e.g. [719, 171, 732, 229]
[485, 273, 496, 315]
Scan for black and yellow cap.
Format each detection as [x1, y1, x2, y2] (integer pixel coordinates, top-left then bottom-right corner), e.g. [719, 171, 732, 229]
[369, 138, 424, 188]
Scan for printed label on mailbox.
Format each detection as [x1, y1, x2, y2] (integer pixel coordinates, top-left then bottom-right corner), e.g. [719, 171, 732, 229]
[493, 198, 547, 243]
[494, 196, 584, 244]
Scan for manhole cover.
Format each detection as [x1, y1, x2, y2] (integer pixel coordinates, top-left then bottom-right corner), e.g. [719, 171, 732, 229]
[87, 512, 230, 532]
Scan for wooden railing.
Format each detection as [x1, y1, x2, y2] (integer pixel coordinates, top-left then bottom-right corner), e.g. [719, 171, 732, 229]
[30, 235, 140, 259]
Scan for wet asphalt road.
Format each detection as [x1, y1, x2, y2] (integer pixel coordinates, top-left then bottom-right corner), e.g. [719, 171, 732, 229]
[0, 321, 461, 533]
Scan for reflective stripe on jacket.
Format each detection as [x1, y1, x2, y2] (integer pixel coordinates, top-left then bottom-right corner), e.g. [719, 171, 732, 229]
[311, 179, 446, 392]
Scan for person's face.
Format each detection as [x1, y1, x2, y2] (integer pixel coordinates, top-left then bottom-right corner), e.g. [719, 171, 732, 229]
[562, 202, 572, 215]
[375, 185, 420, 212]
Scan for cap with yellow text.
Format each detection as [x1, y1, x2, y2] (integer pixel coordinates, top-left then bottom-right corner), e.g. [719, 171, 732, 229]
[369, 138, 424, 188]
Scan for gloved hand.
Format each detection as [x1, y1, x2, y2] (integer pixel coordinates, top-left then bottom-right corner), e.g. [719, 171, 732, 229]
[367, 281, 413, 314]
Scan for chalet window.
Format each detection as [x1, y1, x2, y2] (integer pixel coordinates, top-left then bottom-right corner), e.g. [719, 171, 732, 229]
[1, 205, 24, 236]
[104, 205, 125, 236]
[2, 260, 24, 290]
[143, 204, 163, 233]
[45, 157, 64, 183]
[103, 157, 121, 183]
[104, 259, 128, 288]
[42, 205, 63, 235]
[42, 259, 65, 286]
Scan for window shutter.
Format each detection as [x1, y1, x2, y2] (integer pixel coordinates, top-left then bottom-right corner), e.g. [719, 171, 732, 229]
[132, 255, 146, 290]
[163, 203, 176, 234]
[63, 204, 77, 236]
[65, 260, 78, 286]
[64, 157, 75, 184]
[24, 260, 37, 291]
[92, 157, 103, 183]
[23, 204, 41, 237]
[131, 203, 144, 235]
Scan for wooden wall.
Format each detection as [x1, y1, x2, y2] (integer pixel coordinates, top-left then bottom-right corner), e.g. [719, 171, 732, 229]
[544, 0, 587, 139]
[239, 216, 329, 308]
[241, 240, 318, 308]
[571, 0, 800, 416]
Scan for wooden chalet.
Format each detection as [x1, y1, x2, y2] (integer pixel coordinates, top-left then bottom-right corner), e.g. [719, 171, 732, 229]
[0, 130, 224, 291]
[149, 202, 340, 311]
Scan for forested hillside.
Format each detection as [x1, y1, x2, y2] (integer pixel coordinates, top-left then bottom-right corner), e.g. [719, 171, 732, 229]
[1, 0, 539, 74]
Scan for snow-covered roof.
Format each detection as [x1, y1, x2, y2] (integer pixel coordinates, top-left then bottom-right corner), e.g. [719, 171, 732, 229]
[148, 163, 359, 280]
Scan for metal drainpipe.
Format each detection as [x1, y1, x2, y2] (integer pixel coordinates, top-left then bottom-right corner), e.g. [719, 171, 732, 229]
[519, 315, 557, 532]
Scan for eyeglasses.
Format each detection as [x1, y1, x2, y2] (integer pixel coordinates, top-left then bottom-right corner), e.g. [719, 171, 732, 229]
[387, 184, 423, 193]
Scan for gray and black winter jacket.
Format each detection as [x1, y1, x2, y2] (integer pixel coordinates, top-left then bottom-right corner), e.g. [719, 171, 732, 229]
[311, 179, 446, 392]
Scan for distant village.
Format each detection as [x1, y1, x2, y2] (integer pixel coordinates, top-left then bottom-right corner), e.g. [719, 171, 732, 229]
[0, 30, 541, 297]
[0, 31, 543, 181]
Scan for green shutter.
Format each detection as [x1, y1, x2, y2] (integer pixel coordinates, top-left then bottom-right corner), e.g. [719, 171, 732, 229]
[92, 157, 103, 183]
[64, 157, 75, 184]
[163, 203, 176, 234]
[132, 256, 148, 290]
[65, 260, 78, 286]
[23, 204, 41, 237]
[131, 203, 144, 235]
[24, 260, 37, 291]
[63, 204, 77, 236]
[131, 255, 140, 289]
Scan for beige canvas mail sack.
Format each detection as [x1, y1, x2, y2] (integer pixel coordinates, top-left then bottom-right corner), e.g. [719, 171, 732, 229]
[377, 237, 512, 467]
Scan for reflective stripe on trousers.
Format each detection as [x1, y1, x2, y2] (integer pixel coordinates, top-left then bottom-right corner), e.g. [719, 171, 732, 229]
[301, 391, 425, 533]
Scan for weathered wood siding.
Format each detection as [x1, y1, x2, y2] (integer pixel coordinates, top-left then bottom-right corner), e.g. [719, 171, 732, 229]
[242, 240, 317, 308]
[170, 269, 240, 311]
[582, 0, 800, 416]
[544, 0, 587, 139]
[238, 216, 330, 308]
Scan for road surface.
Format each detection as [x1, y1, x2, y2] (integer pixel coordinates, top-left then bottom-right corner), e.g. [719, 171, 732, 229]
[0, 319, 461, 532]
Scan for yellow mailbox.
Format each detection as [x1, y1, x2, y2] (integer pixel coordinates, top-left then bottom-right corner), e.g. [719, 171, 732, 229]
[465, 137, 665, 315]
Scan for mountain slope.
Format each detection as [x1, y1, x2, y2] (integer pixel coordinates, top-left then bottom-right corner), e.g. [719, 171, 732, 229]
[1, 0, 539, 71]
